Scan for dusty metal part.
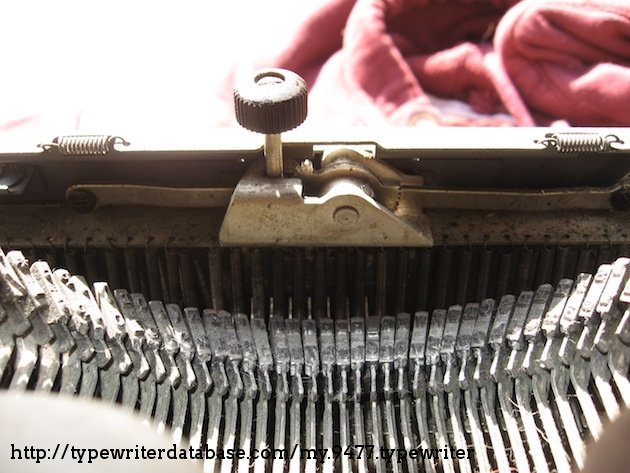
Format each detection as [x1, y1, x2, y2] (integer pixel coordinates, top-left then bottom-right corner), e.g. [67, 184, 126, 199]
[577, 263, 625, 422]
[609, 337, 630, 407]
[509, 287, 556, 473]
[233, 315, 257, 472]
[220, 161, 432, 246]
[348, 316, 368, 473]
[171, 381, 189, 444]
[301, 146, 410, 213]
[269, 317, 290, 473]
[532, 371, 572, 473]
[30, 262, 72, 329]
[2, 203, 630, 247]
[472, 300, 505, 473]
[0, 320, 15, 380]
[185, 309, 212, 395]
[99, 362, 121, 403]
[94, 282, 132, 375]
[594, 259, 630, 354]
[539, 279, 587, 468]
[552, 365, 586, 468]
[150, 301, 181, 387]
[488, 295, 531, 473]
[1, 296, 39, 341]
[59, 179, 630, 216]
[79, 357, 99, 398]
[65, 184, 233, 210]
[317, 317, 335, 473]
[114, 290, 150, 380]
[9, 336, 38, 390]
[379, 316, 401, 473]
[54, 269, 96, 362]
[402, 183, 628, 211]
[203, 390, 222, 473]
[154, 381, 172, 435]
[250, 318, 273, 399]
[300, 318, 319, 473]
[264, 134, 283, 178]
[423, 309, 454, 473]
[612, 280, 630, 405]
[34, 345, 60, 392]
[218, 311, 243, 398]
[0, 248, 27, 303]
[120, 369, 139, 410]
[567, 266, 611, 441]
[597, 271, 630, 407]
[70, 276, 112, 368]
[133, 294, 167, 383]
[201, 311, 235, 473]
[4, 242, 630, 473]
[138, 373, 157, 424]
[187, 383, 207, 451]
[217, 316, 244, 473]
[59, 351, 82, 395]
[166, 305, 197, 390]
[458, 303, 490, 473]
[220, 395, 239, 473]
[441, 306, 471, 473]
[394, 313, 416, 473]
[3, 252, 48, 341]
[235, 391, 253, 473]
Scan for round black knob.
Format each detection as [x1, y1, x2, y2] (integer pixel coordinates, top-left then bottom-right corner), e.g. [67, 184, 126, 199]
[233, 69, 308, 134]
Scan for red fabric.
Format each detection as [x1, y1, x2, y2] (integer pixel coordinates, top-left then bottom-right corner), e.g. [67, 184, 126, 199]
[2, 0, 630, 132]
[222, 0, 630, 127]
[497, 0, 630, 126]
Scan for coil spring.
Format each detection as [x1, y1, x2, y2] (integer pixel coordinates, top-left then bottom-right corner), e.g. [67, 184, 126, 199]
[39, 135, 130, 155]
[537, 132, 622, 153]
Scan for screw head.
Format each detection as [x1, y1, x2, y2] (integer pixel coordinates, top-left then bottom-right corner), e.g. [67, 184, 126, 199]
[298, 159, 314, 174]
[66, 189, 97, 213]
[611, 189, 630, 211]
[334, 206, 359, 226]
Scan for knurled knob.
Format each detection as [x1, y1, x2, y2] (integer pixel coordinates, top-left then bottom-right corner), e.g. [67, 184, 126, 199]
[233, 69, 308, 134]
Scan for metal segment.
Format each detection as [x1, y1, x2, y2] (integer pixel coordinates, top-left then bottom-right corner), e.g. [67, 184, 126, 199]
[3, 248, 630, 473]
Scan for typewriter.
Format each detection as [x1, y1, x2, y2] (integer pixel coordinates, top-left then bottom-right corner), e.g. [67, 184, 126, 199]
[1, 68, 630, 473]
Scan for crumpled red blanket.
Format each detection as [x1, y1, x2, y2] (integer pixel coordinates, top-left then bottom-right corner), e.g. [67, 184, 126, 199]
[219, 0, 630, 127]
[2, 0, 629, 133]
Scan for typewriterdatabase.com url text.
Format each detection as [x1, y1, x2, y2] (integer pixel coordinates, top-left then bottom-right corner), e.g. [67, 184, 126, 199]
[10, 443, 475, 465]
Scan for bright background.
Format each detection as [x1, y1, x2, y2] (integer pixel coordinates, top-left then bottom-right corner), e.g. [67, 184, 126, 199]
[0, 1, 320, 134]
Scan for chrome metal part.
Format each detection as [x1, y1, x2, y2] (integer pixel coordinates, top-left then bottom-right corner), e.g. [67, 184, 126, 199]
[39, 135, 130, 155]
[536, 132, 623, 153]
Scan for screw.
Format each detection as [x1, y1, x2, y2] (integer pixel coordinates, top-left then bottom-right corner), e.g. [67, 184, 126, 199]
[611, 189, 630, 211]
[298, 159, 314, 174]
[66, 189, 97, 213]
[334, 206, 359, 226]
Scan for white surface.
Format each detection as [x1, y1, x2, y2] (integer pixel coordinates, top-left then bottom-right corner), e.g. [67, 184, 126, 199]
[0, 1, 319, 134]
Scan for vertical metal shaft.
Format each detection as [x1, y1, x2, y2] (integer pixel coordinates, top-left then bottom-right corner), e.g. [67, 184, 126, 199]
[264, 133, 283, 177]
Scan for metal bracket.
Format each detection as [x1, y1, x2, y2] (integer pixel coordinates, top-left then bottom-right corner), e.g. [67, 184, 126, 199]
[219, 160, 433, 247]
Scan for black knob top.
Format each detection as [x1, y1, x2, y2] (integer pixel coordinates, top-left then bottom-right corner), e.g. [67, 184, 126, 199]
[233, 69, 308, 134]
